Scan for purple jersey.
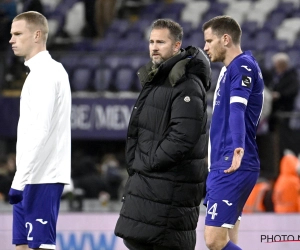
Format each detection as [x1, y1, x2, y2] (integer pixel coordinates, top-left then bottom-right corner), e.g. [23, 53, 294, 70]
[208, 51, 264, 171]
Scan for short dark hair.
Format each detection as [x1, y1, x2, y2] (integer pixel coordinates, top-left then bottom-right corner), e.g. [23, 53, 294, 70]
[151, 19, 183, 42]
[202, 15, 241, 45]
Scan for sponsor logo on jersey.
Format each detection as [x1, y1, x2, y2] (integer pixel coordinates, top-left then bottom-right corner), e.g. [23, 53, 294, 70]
[242, 75, 252, 88]
[241, 65, 252, 71]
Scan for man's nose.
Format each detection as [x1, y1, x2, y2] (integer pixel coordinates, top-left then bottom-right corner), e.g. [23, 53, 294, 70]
[152, 43, 159, 50]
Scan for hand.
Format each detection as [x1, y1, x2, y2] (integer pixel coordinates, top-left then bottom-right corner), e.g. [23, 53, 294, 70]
[224, 148, 244, 174]
[8, 188, 23, 204]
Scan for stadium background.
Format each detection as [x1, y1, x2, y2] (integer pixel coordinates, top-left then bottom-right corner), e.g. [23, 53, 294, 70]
[0, 0, 300, 249]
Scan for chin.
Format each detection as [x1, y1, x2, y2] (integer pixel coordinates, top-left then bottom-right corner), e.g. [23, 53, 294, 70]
[211, 57, 221, 63]
[13, 51, 21, 57]
[152, 60, 160, 66]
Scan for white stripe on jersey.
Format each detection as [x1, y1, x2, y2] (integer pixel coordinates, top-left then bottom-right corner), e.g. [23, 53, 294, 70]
[208, 66, 227, 171]
[212, 66, 227, 113]
[256, 90, 264, 127]
[230, 96, 248, 105]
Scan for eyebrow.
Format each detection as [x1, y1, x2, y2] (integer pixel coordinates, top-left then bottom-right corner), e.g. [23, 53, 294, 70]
[149, 39, 165, 42]
[10, 31, 21, 35]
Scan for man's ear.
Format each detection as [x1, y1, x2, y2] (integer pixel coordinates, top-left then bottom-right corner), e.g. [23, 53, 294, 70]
[223, 34, 230, 46]
[174, 41, 181, 52]
[34, 30, 41, 40]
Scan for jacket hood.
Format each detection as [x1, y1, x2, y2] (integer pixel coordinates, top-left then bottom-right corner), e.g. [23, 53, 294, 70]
[183, 46, 211, 91]
[279, 154, 299, 176]
[137, 46, 211, 91]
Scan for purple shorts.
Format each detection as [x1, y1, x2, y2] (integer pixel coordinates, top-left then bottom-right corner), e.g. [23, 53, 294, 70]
[12, 183, 64, 249]
[204, 170, 259, 228]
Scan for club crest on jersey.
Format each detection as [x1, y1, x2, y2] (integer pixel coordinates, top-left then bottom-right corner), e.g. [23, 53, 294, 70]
[241, 75, 251, 88]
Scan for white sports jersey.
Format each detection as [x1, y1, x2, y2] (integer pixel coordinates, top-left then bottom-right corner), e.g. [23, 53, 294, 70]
[11, 51, 71, 190]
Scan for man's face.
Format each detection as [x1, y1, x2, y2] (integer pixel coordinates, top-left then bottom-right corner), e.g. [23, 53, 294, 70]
[9, 20, 35, 60]
[203, 27, 226, 63]
[274, 61, 287, 75]
[149, 28, 179, 66]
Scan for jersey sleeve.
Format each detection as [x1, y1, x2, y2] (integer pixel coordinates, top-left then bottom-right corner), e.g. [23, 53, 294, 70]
[228, 62, 255, 150]
[11, 73, 56, 190]
[230, 62, 255, 102]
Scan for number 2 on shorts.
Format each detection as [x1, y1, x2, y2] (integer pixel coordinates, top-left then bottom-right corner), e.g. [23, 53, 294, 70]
[25, 222, 33, 241]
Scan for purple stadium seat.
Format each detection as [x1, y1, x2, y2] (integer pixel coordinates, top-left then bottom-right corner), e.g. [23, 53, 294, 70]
[131, 56, 149, 71]
[72, 39, 93, 51]
[262, 49, 277, 69]
[254, 30, 274, 51]
[113, 67, 135, 91]
[263, 11, 286, 32]
[107, 19, 130, 38]
[103, 55, 128, 69]
[139, 2, 163, 19]
[208, 2, 228, 14]
[287, 49, 300, 68]
[292, 37, 300, 49]
[185, 32, 204, 48]
[275, 2, 296, 16]
[180, 21, 194, 38]
[211, 68, 221, 90]
[241, 21, 259, 37]
[114, 37, 148, 52]
[91, 37, 115, 52]
[93, 67, 113, 91]
[77, 55, 101, 70]
[241, 33, 256, 51]
[159, 11, 180, 22]
[60, 54, 80, 76]
[124, 30, 144, 40]
[71, 67, 92, 91]
[130, 19, 152, 33]
[269, 39, 289, 51]
[200, 10, 224, 28]
[105, 30, 121, 39]
[158, 2, 185, 21]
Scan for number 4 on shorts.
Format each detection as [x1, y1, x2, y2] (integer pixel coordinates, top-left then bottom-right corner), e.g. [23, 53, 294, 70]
[206, 201, 218, 220]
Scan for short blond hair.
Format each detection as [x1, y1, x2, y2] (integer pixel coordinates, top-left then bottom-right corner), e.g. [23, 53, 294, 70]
[13, 11, 49, 43]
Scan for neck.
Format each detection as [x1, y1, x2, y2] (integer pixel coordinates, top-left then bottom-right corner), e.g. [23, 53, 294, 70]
[25, 45, 47, 61]
[223, 46, 242, 67]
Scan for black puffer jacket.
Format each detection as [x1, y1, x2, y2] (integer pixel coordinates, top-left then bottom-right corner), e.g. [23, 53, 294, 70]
[115, 46, 211, 250]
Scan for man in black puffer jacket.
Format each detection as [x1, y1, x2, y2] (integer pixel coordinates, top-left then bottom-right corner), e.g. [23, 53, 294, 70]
[115, 19, 211, 250]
